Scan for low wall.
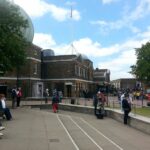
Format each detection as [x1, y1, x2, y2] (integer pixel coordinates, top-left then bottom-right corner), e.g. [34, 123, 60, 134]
[30, 103, 150, 135]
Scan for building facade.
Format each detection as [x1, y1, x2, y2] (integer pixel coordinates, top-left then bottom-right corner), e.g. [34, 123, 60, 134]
[93, 68, 110, 92]
[111, 78, 137, 90]
[0, 44, 42, 98]
[0, 1, 111, 98]
[41, 50, 94, 97]
[0, 46, 97, 98]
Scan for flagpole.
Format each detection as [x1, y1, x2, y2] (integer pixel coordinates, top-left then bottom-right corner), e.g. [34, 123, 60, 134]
[70, 5, 74, 55]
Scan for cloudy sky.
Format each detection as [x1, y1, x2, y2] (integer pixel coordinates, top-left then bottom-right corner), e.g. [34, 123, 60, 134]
[12, 0, 150, 80]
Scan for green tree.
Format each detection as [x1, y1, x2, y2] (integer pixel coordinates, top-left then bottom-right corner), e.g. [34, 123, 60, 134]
[130, 42, 150, 83]
[0, 0, 30, 75]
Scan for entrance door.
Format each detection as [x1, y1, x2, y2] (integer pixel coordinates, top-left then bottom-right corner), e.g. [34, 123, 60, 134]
[32, 82, 43, 97]
[66, 85, 72, 97]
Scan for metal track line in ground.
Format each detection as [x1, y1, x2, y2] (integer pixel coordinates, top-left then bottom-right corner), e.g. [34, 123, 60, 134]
[56, 114, 80, 150]
[68, 115, 104, 150]
[80, 118, 124, 150]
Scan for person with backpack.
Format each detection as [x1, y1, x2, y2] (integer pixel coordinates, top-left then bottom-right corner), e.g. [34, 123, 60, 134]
[122, 93, 131, 125]
[52, 89, 59, 113]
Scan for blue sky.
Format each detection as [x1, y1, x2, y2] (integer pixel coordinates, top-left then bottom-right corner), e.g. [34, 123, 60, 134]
[13, 0, 150, 80]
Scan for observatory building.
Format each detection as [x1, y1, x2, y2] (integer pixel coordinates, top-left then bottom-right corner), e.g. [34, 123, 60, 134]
[0, 1, 110, 98]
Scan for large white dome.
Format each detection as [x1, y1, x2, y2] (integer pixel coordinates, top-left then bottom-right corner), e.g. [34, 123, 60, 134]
[18, 5, 34, 42]
[0, 0, 34, 42]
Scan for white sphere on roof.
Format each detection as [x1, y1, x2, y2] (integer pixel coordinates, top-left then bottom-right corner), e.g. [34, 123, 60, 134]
[18, 6, 34, 42]
[42, 49, 55, 57]
[0, 0, 34, 42]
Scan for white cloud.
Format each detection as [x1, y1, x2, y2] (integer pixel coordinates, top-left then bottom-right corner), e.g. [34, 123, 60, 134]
[98, 50, 137, 80]
[32, 25, 150, 80]
[101, 0, 120, 4]
[72, 38, 119, 57]
[33, 29, 150, 57]
[137, 26, 150, 39]
[13, 0, 81, 21]
[92, 0, 150, 34]
[33, 36, 120, 56]
[96, 31, 150, 80]
[33, 33, 56, 49]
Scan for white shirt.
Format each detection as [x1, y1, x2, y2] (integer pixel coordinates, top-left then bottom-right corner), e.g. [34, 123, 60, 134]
[121, 94, 125, 101]
[1, 99, 6, 109]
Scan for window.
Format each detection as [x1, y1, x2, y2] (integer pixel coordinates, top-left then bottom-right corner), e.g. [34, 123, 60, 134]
[33, 63, 38, 75]
[34, 50, 38, 56]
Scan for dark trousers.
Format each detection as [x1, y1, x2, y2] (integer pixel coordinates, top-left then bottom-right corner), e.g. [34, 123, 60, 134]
[45, 97, 48, 103]
[17, 97, 21, 107]
[124, 110, 130, 124]
[12, 97, 16, 109]
[4, 108, 12, 120]
[94, 102, 98, 115]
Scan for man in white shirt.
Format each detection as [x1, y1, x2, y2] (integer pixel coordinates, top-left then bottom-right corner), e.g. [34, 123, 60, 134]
[120, 93, 125, 111]
[0, 94, 12, 120]
[0, 94, 5, 138]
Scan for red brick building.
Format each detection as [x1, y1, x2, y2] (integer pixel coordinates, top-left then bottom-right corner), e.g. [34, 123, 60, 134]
[41, 50, 94, 97]
[0, 46, 96, 98]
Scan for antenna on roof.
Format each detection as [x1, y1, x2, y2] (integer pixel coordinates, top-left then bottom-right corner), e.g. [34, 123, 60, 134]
[65, 2, 78, 55]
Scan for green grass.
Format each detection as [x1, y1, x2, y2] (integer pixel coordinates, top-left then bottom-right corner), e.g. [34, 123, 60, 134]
[106, 103, 150, 118]
[132, 107, 150, 117]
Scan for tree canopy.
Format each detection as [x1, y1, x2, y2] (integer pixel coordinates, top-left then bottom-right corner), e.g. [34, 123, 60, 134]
[0, 0, 30, 75]
[130, 42, 150, 83]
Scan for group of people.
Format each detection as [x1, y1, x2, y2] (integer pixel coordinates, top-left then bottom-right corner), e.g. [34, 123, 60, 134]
[11, 87, 22, 108]
[0, 87, 22, 138]
[94, 90, 132, 124]
[0, 93, 13, 138]
[43, 88, 63, 113]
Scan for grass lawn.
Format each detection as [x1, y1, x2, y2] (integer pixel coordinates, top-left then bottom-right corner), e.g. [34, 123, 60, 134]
[106, 103, 150, 118]
[132, 107, 150, 117]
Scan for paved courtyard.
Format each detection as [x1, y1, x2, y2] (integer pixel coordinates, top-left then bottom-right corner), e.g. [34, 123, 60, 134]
[0, 106, 150, 150]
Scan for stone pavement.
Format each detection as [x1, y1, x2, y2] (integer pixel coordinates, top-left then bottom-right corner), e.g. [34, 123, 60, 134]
[0, 107, 77, 150]
[0, 106, 150, 150]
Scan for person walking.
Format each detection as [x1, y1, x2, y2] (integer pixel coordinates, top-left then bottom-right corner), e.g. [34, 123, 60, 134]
[16, 87, 22, 107]
[11, 87, 17, 109]
[52, 89, 59, 113]
[43, 88, 49, 104]
[122, 94, 131, 125]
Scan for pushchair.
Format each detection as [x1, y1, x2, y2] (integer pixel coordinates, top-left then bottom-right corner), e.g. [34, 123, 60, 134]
[95, 102, 105, 119]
